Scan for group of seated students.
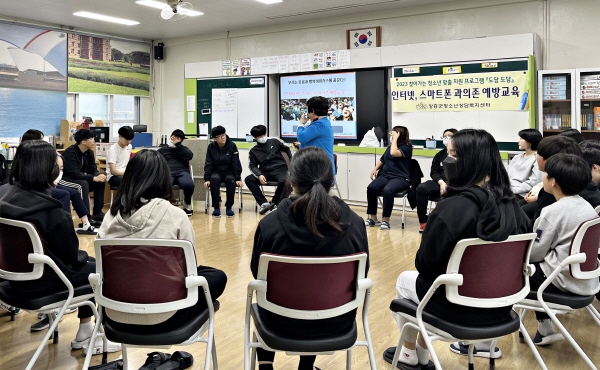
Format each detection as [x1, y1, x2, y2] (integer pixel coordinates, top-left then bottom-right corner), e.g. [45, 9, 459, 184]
[1, 117, 599, 369]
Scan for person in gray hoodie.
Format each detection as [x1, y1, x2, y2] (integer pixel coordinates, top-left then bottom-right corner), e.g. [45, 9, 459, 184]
[97, 149, 227, 332]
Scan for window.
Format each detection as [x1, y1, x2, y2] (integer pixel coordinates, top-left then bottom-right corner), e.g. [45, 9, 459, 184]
[79, 94, 109, 120]
[75, 94, 140, 142]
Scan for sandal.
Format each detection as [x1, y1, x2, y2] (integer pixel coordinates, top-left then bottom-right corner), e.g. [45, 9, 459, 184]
[156, 351, 194, 370]
[139, 352, 171, 370]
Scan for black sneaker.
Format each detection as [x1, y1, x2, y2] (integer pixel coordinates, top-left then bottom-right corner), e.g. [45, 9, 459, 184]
[89, 219, 102, 227]
[183, 208, 193, 216]
[259, 203, 276, 215]
[31, 313, 64, 332]
[91, 212, 105, 221]
[77, 225, 97, 235]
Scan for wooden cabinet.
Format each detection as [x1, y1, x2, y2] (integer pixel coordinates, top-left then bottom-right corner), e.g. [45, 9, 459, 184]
[347, 153, 377, 202]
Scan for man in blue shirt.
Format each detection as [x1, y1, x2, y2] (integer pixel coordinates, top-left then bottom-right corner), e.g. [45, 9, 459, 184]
[297, 96, 335, 175]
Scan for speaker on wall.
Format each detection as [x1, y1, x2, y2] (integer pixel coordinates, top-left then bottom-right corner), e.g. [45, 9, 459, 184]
[154, 42, 164, 60]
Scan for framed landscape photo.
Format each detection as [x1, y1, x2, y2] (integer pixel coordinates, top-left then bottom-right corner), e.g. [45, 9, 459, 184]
[347, 26, 381, 49]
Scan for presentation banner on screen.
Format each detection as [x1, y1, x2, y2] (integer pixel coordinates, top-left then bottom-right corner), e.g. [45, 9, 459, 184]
[280, 72, 357, 139]
[391, 71, 529, 112]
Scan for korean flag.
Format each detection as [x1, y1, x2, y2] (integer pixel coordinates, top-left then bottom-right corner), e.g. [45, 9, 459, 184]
[350, 27, 378, 49]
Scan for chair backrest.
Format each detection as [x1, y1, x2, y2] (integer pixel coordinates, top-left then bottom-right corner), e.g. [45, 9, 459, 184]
[445, 233, 536, 308]
[94, 120, 105, 127]
[569, 217, 600, 280]
[255, 253, 368, 320]
[0, 217, 45, 281]
[595, 205, 600, 215]
[93, 239, 200, 314]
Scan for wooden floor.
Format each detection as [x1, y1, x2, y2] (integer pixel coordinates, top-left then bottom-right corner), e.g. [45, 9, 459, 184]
[2, 194, 600, 370]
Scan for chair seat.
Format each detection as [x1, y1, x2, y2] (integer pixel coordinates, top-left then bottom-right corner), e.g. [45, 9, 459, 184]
[263, 182, 279, 186]
[428, 197, 442, 202]
[525, 291, 594, 309]
[250, 304, 357, 352]
[104, 301, 220, 346]
[390, 299, 520, 340]
[172, 185, 181, 190]
[394, 190, 409, 198]
[0, 281, 93, 311]
[110, 185, 118, 191]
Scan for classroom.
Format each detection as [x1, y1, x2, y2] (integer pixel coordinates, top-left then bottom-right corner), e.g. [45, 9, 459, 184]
[1, 1, 600, 369]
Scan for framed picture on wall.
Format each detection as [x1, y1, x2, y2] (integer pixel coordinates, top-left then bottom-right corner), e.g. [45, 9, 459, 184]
[346, 26, 381, 49]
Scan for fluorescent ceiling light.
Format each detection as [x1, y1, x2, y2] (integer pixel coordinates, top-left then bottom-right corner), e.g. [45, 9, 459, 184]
[136, 0, 204, 16]
[256, 0, 283, 4]
[73, 11, 140, 25]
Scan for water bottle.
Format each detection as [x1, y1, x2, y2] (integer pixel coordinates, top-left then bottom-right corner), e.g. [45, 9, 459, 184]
[380, 138, 384, 147]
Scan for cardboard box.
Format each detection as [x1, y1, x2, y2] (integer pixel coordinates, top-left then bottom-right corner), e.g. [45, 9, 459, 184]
[95, 143, 112, 158]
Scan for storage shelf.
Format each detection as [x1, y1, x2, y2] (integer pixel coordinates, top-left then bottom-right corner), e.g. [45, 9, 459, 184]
[582, 130, 600, 133]
[543, 99, 571, 102]
[580, 98, 600, 101]
[543, 129, 567, 132]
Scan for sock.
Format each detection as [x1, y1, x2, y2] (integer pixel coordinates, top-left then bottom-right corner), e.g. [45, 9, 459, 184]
[258, 363, 273, 370]
[398, 346, 418, 366]
[473, 340, 492, 352]
[82, 222, 91, 230]
[538, 319, 555, 336]
[75, 321, 93, 342]
[416, 342, 430, 365]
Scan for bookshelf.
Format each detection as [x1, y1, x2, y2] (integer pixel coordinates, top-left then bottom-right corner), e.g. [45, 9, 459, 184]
[576, 68, 600, 140]
[537, 69, 576, 137]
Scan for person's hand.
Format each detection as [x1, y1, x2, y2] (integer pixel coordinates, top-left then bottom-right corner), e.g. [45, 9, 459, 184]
[293, 141, 300, 149]
[171, 136, 182, 144]
[299, 114, 308, 125]
[525, 192, 537, 203]
[439, 181, 448, 195]
[204, 181, 210, 189]
[93, 174, 106, 182]
[259, 175, 267, 185]
[391, 131, 400, 141]
[236, 181, 244, 188]
[370, 168, 378, 180]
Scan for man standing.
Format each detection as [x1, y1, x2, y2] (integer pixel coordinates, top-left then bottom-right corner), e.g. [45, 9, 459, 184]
[106, 126, 134, 188]
[62, 129, 106, 221]
[158, 129, 194, 216]
[245, 125, 292, 214]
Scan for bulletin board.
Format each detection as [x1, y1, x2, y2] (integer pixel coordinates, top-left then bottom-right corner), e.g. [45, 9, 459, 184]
[195, 76, 268, 139]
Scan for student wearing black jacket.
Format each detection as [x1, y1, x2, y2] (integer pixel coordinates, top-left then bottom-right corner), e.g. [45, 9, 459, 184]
[203, 126, 243, 218]
[158, 129, 195, 216]
[415, 128, 457, 233]
[0, 140, 121, 354]
[580, 147, 600, 208]
[386, 130, 531, 368]
[61, 129, 106, 221]
[251, 147, 369, 370]
[245, 125, 293, 215]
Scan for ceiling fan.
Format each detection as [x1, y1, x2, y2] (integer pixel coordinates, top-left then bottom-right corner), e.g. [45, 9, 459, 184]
[160, 0, 195, 21]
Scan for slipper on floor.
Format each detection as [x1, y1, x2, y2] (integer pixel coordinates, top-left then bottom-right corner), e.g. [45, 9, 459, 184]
[139, 352, 171, 370]
[156, 351, 193, 370]
[383, 347, 435, 370]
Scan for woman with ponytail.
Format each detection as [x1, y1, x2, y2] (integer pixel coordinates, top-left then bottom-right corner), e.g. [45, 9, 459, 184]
[250, 146, 369, 370]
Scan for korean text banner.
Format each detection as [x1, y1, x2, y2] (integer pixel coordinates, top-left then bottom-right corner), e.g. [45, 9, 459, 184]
[391, 71, 529, 112]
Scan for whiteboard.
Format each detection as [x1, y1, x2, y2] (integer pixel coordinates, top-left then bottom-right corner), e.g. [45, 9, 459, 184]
[237, 88, 266, 137]
[212, 88, 238, 137]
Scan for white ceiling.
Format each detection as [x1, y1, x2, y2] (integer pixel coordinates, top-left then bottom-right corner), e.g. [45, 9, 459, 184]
[0, 0, 461, 41]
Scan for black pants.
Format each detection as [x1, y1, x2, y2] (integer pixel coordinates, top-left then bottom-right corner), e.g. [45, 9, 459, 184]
[245, 169, 289, 206]
[529, 262, 571, 320]
[210, 172, 236, 209]
[108, 176, 122, 188]
[415, 180, 441, 224]
[256, 309, 355, 369]
[521, 200, 538, 220]
[63, 178, 106, 215]
[104, 266, 227, 334]
[171, 170, 195, 206]
[9, 257, 97, 319]
[366, 175, 409, 218]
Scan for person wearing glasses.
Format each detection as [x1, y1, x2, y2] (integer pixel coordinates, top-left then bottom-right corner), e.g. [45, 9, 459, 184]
[415, 128, 458, 233]
[203, 126, 243, 218]
[158, 129, 195, 216]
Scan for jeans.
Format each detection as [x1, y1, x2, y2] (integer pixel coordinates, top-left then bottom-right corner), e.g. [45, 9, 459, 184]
[171, 170, 195, 206]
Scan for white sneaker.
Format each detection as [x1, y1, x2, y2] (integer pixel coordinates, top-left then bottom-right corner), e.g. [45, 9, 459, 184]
[81, 338, 122, 355]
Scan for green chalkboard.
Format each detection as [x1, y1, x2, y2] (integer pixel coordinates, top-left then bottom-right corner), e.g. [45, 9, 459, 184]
[196, 76, 267, 138]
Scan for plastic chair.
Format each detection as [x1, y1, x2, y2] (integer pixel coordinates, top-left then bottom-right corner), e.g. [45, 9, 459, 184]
[377, 190, 409, 229]
[109, 185, 119, 206]
[515, 217, 600, 370]
[0, 217, 99, 370]
[389, 233, 547, 370]
[244, 253, 376, 370]
[332, 153, 342, 198]
[205, 183, 243, 213]
[595, 205, 600, 215]
[254, 181, 279, 212]
[83, 239, 219, 370]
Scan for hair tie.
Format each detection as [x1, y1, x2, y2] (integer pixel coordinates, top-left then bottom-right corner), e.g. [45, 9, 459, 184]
[313, 179, 320, 183]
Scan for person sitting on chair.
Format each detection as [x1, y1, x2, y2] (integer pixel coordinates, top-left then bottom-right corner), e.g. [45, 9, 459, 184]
[97, 149, 227, 333]
[158, 129, 194, 216]
[0, 140, 121, 355]
[251, 146, 369, 370]
[386, 129, 531, 367]
[415, 128, 457, 233]
[61, 129, 107, 221]
[106, 126, 134, 189]
[245, 124, 292, 215]
[365, 126, 413, 231]
[203, 126, 243, 218]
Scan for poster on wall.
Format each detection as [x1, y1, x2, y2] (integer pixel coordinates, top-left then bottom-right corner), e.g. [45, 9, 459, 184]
[0, 23, 67, 137]
[390, 71, 530, 112]
[67, 34, 150, 96]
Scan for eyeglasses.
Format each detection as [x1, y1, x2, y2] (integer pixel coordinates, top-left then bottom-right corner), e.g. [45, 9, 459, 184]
[214, 134, 226, 140]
